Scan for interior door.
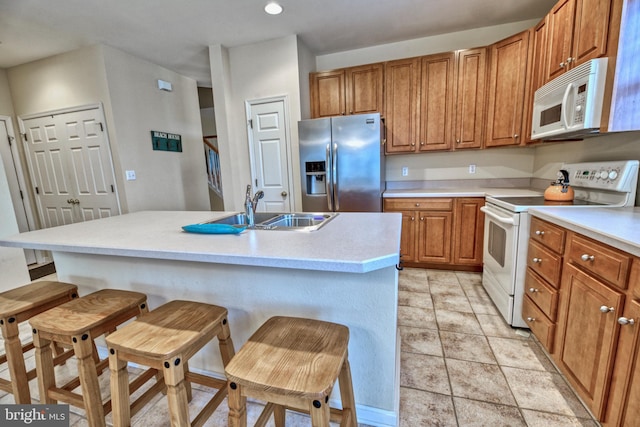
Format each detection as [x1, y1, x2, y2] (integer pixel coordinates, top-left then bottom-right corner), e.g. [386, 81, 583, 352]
[22, 106, 120, 228]
[247, 98, 293, 212]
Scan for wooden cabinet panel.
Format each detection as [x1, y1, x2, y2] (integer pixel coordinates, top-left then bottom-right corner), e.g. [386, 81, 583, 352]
[530, 216, 566, 254]
[384, 58, 421, 154]
[523, 18, 548, 145]
[345, 63, 384, 116]
[571, 0, 612, 67]
[454, 48, 487, 150]
[399, 211, 417, 263]
[527, 240, 563, 287]
[546, 0, 576, 82]
[384, 198, 453, 211]
[310, 70, 346, 118]
[630, 259, 640, 301]
[419, 52, 455, 151]
[485, 30, 530, 148]
[523, 295, 556, 352]
[555, 262, 625, 419]
[525, 269, 559, 320]
[566, 233, 631, 290]
[452, 198, 484, 266]
[417, 211, 452, 264]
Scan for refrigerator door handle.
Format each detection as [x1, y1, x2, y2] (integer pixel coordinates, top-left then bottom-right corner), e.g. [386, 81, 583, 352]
[326, 143, 333, 210]
[332, 142, 339, 211]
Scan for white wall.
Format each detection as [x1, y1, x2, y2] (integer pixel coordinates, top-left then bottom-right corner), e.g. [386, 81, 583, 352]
[210, 36, 304, 211]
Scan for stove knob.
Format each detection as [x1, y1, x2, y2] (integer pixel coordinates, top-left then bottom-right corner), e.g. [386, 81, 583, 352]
[599, 171, 609, 180]
[608, 170, 618, 180]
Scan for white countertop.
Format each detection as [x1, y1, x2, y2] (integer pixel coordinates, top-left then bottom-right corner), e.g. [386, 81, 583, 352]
[383, 187, 543, 198]
[0, 211, 402, 274]
[529, 207, 640, 257]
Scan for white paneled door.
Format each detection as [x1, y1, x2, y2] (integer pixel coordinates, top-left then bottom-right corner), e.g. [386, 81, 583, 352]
[21, 106, 120, 228]
[246, 97, 293, 212]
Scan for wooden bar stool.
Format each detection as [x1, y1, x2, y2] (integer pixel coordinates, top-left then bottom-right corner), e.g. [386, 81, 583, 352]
[225, 316, 357, 427]
[0, 280, 78, 403]
[105, 300, 236, 427]
[30, 289, 148, 427]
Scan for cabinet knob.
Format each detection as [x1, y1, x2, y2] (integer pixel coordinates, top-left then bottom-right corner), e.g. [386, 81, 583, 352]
[420, 141, 425, 145]
[600, 306, 615, 314]
[513, 134, 519, 139]
[526, 317, 535, 322]
[581, 254, 595, 262]
[420, 217, 424, 221]
[415, 203, 420, 207]
[410, 216, 415, 221]
[529, 288, 538, 293]
[456, 139, 460, 144]
[532, 257, 542, 263]
[560, 62, 566, 68]
[566, 57, 574, 64]
[411, 142, 415, 146]
[618, 317, 635, 325]
[535, 230, 545, 236]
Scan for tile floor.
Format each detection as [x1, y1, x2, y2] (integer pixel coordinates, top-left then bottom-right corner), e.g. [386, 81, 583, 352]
[0, 269, 599, 426]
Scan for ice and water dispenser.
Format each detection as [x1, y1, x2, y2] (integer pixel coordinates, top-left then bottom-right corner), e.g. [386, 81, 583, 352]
[305, 161, 326, 195]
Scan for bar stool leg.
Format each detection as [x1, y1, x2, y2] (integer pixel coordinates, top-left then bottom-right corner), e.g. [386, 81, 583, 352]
[273, 405, 286, 427]
[73, 333, 106, 427]
[217, 317, 235, 366]
[182, 360, 193, 402]
[109, 349, 131, 427]
[33, 330, 56, 404]
[164, 355, 190, 426]
[2, 319, 30, 403]
[228, 382, 247, 427]
[309, 398, 331, 427]
[338, 356, 358, 427]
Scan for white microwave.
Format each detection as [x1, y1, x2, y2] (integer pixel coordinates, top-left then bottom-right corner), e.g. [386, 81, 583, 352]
[531, 57, 608, 140]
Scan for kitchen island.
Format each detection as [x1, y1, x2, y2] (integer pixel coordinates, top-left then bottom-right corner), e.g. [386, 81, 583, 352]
[0, 210, 402, 427]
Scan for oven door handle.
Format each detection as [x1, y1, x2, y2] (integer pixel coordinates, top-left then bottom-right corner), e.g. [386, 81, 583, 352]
[480, 206, 516, 225]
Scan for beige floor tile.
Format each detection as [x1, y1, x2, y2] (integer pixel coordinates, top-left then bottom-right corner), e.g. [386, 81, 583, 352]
[440, 331, 496, 364]
[398, 305, 438, 329]
[446, 358, 517, 406]
[455, 272, 483, 287]
[398, 268, 429, 293]
[400, 353, 451, 395]
[427, 270, 460, 285]
[502, 366, 591, 418]
[476, 314, 529, 339]
[398, 290, 434, 309]
[400, 387, 457, 427]
[487, 336, 556, 371]
[399, 326, 443, 356]
[429, 281, 466, 297]
[520, 409, 599, 427]
[453, 397, 526, 426]
[467, 296, 500, 315]
[432, 293, 474, 313]
[435, 310, 484, 335]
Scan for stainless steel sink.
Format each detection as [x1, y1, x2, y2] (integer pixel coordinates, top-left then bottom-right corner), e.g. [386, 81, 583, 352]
[205, 212, 337, 231]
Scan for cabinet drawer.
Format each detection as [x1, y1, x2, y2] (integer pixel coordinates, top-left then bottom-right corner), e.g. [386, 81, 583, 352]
[525, 268, 559, 320]
[527, 240, 563, 287]
[566, 233, 631, 290]
[384, 198, 453, 211]
[522, 295, 555, 353]
[530, 217, 566, 254]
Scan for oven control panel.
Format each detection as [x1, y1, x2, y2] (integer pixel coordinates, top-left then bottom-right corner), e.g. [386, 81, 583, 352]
[564, 160, 639, 191]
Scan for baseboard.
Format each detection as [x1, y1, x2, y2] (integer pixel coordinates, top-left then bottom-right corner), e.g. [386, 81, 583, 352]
[29, 262, 56, 280]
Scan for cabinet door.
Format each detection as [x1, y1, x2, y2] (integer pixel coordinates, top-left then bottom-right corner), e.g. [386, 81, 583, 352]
[419, 52, 455, 152]
[571, 0, 611, 67]
[452, 198, 484, 265]
[604, 299, 640, 427]
[523, 18, 548, 145]
[546, 0, 576, 82]
[417, 211, 452, 264]
[346, 63, 384, 116]
[384, 58, 420, 154]
[454, 48, 487, 150]
[555, 263, 625, 419]
[310, 70, 346, 118]
[485, 30, 530, 148]
[399, 211, 417, 263]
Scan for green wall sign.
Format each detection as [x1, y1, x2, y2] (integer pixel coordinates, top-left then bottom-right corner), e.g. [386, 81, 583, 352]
[151, 130, 182, 152]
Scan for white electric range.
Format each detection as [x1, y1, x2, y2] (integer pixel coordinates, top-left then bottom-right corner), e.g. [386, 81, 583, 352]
[480, 160, 640, 328]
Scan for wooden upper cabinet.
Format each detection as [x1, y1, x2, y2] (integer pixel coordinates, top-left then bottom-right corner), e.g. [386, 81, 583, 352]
[310, 70, 345, 118]
[545, 0, 612, 83]
[523, 19, 548, 145]
[419, 52, 455, 152]
[384, 58, 421, 154]
[309, 64, 383, 118]
[454, 48, 487, 150]
[485, 30, 530, 148]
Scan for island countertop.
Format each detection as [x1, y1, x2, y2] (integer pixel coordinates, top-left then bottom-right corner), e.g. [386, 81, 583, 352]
[0, 210, 402, 273]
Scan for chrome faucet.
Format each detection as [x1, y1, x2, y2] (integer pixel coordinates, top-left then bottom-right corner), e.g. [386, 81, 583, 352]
[244, 185, 264, 227]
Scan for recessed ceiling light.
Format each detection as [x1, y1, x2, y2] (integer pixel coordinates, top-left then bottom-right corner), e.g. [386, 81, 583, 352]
[264, 2, 283, 15]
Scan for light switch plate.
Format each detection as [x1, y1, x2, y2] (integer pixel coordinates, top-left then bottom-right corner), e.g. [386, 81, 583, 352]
[125, 170, 136, 181]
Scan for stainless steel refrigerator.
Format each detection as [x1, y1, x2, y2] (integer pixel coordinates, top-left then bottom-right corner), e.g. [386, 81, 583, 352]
[299, 113, 385, 212]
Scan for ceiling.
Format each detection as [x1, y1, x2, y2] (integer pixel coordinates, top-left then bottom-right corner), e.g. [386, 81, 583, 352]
[0, 0, 556, 86]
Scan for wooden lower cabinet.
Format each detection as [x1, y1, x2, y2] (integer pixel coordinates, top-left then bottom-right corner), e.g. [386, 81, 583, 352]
[383, 197, 483, 269]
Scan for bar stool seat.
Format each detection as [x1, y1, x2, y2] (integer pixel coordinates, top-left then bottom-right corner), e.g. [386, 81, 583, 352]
[225, 316, 357, 427]
[105, 300, 236, 427]
[30, 289, 148, 427]
[0, 280, 78, 403]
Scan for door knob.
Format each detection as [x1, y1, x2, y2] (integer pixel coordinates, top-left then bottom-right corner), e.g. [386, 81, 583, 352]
[74, 199, 79, 205]
[281, 191, 288, 197]
[67, 199, 74, 204]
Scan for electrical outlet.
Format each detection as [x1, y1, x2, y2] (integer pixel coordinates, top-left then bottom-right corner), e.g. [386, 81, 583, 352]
[402, 166, 409, 177]
[125, 170, 136, 181]
[468, 164, 476, 174]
